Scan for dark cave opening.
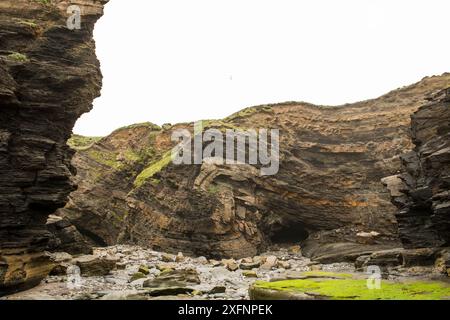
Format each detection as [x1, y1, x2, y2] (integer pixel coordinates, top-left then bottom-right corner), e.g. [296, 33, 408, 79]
[269, 221, 309, 244]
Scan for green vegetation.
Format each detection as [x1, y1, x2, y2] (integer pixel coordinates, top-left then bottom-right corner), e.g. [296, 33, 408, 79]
[6, 52, 29, 62]
[111, 122, 161, 135]
[134, 151, 173, 188]
[122, 149, 142, 162]
[202, 119, 238, 130]
[225, 105, 273, 121]
[207, 185, 220, 194]
[253, 277, 450, 300]
[68, 135, 102, 151]
[14, 18, 38, 28]
[87, 149, 122, 170]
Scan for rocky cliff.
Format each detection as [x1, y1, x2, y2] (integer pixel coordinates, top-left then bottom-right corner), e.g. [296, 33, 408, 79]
[0, 0, 107, 293]
[383, 88, 450, 248]
[59, 74, 450, 260]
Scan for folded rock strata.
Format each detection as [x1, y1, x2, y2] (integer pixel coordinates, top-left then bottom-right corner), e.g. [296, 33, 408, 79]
[59, 74, 450, 260]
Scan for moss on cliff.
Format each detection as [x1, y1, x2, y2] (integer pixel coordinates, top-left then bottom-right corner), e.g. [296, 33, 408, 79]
[225, 105, 273, 121]
[134, 151, 173, 188]
[68, 135, 102, 151]
[6, 52, 29, 62]
[87, 149, 122, 170]
[112, 122, 161, 135]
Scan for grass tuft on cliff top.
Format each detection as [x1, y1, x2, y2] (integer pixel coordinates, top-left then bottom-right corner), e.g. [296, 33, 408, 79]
[68, 134, 102, 151]
[111, 122, 161, 135]
[253, 278, 450, 300]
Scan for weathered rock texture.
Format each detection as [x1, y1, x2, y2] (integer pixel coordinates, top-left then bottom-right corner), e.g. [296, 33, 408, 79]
[383, 88, 450, 248]
[59, 74, 450, 260]
[0, 0, 107, 293]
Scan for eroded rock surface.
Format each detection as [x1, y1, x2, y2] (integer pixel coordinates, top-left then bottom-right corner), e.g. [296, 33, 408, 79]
[0, 0, 107, 293]
[383, 88, 450, 248]
[59, 74, 450, 259]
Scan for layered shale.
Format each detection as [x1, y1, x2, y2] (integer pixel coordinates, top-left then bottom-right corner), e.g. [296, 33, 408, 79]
[59, 75, 450, 260]
[0, 0, 107, 293]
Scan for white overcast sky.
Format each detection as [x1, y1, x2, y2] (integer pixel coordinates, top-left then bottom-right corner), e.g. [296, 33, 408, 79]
[73, 0, 450, 136]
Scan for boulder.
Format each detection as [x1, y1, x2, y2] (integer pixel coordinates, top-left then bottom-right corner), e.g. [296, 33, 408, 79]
[242, 270, 258, 278]
[143, 269, 200, 288]
[288, 246, 301, 255]
[239, 262, 260, 270]
[175, 252, 185, 262]
[222, 259, 239, 271]
[72, 255, 118, 277]
[161, 253, 175, 262]
[138, 265, 150, 275]
[208, 286, 226, 294]
[260, 256, 278, 270]
[130, 272, 146, 282]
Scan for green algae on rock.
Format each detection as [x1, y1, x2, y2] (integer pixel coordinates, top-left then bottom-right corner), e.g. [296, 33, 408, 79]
[249, 275, 450, 300]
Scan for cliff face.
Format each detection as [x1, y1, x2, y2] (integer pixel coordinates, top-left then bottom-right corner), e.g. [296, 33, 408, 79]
[59, 74, 450, 260]
[383, 88, 450, 248]
[0, 0, 106, 292]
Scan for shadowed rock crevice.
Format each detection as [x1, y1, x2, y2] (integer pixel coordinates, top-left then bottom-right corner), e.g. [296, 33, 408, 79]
[268, 221, 309, 245]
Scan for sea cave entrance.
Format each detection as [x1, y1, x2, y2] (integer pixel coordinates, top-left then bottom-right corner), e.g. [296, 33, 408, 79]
[269, 221, 309, 245]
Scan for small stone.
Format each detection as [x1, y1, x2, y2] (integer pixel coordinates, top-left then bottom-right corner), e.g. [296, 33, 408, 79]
[116, 262, 127, 270]
[50, 252, 73, 263]
[310, 264, 322, 271]
[288, 245, 301, 255]
[222, 259, 239, 271]
[156, 263, 177, 271]
[138, 265, 150, 275]
[209, 259, 222, 267]
[191, 290, 202, 296]
[260, 256, 278, 270]
[175, 252, 185, 262]
[130, 272, 146, 282]
[253, 256, 264, 265]
[159, 268, 175, 275]
[239, 262, 260, 270]
[277, 261, 291, 269]
[236, 206, 246, 219]
[196, 256, 208, 264]
[161, 253, 175, 262]
[242, 270, 258, 278]
[208, 286, 226, 294]
[241, 257, 253, 264]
